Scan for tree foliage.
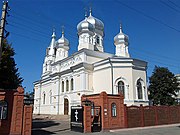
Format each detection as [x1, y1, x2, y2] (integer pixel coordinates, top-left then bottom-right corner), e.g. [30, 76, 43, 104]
[0, 39, 23, 89]
[148, 66, 180, 105]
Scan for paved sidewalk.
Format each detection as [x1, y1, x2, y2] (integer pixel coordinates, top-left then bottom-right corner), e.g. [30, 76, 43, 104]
[32, 115, 180, 135]
[110, 124, 180, 135]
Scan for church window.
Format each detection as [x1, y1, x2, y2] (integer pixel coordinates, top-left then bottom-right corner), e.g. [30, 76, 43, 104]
[45, 63, 47, 71]
[66, 80, 69, 92]
[46, 48, 50, 55]
[0, 100, 8, 120]
[111, 103, 117, 117]
[62, 81, 64, 92]
[43, 92, 46, 104]
[54, 48, 57, 56]
[83, 35, 87, 43]
[137, 80, 143, 99]
[71, 78, 74, 91]
[117, 81, 125, 96]
[96, 36, 100, 44]
[49, 91, 52, 104]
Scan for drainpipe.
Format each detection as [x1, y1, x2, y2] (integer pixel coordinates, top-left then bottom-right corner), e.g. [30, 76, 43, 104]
[108, 58, 114, 94]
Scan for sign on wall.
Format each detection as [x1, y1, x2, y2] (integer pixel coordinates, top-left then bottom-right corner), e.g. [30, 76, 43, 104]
[71, 106, 84, 132]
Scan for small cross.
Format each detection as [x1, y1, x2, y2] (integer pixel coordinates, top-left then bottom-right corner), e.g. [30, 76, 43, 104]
[75, 110, 78, 121]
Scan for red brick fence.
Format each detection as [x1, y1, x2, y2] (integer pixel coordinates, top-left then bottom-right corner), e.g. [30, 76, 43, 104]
[0, 87, 33, 135]
[124, 104, 180, 128]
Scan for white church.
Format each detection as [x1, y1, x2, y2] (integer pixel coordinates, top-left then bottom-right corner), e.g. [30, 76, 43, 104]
[33, 10, 149, 115]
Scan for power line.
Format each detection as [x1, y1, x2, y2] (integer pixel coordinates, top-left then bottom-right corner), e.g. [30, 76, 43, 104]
[11, 11, 76, 32]
[10, 16, 180, 69]
[10, 20, 50, 34]
[10, 31, 48, 44]
[115, 0, 180, 33]
[103, 33, 180, 63]
[131, 50, 180, 69]
[168, 0, 180, 9]
[10, 14, 51, 30]
[8, 23, 49, 38]
[160, 0, 180, 13]
[9, 2, 180, 71]
[130, 46, 180, 62]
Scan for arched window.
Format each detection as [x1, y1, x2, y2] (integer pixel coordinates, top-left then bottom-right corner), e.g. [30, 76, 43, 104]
[49, 91, 52, 104]
[66, 80, 69, 92]
[0, 100, 8, 119]
[45, 63, 47, 71]
[137, 80, 143, 99]
[62, 81, 64, 92]
[96, 36, 100, 44]
[111, 103, 117, 117]
[83, 35, 87, 43]
[46, 48, 49, 55]
[71, 78, 74, 91]
[54, 48, 57, 56]
[43, 92, 46, 104]
[117, 81, 125, 96]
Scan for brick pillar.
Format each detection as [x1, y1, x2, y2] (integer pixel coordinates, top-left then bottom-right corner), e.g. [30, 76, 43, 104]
[22, 105, 33, 135]
[83, 106, 91, 133]
[119, 95, 125, 128]
[99, 92, 108, 131]
[10, 87, 24, 135]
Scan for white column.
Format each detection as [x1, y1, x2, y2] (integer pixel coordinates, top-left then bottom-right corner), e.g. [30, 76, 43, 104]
[65, 79, 67, 92]
[69, 78, 71, 92]
[85, 73, 89, 90]
[57, 77, 60, 114]
[125, 85, 129, 100]
[38, 83, 42, 114]
[143, 86, 147, 100]
[81, 72, 86, 90]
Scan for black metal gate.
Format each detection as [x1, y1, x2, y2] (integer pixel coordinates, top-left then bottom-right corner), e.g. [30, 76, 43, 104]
[71, 106, 84, 132]
[91, 106, 101, 132]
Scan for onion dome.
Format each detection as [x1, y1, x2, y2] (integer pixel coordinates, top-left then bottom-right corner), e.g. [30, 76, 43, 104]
[77, 12, 94, 34]
[57, 27, 69, 47]
[114, 24, 129, 46]
[86, 9, 104, 36]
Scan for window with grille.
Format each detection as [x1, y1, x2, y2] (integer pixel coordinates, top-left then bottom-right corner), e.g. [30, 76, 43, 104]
[62, 81, 64, 92]
[137, 80, 143, 99]
[112, 103, 117, 117]
[71, 78, 74, 91]
[0, 100, 7, 120]
[117, 81, 125, 96]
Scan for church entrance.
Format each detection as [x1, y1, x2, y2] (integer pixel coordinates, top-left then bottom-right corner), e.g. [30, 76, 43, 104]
[64, 98, 69, 115]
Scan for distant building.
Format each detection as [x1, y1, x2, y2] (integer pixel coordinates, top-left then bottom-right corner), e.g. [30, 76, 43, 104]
[33, 9, 149, 115]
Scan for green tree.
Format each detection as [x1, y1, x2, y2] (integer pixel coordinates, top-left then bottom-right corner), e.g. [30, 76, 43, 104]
[0, 39, 23, 89]
[148, 66, 180, 105]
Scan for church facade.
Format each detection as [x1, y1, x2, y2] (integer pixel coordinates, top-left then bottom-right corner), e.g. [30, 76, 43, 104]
[33, 10, 149, 115]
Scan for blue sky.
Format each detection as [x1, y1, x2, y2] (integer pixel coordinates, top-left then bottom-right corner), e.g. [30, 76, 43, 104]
[4, 0, 180, 92]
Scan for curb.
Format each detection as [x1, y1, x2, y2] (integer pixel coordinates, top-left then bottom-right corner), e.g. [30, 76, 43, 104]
[110, 123, 180, 132]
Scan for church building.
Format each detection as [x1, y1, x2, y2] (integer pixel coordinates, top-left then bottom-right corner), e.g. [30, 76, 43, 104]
[33, 9, 149, 115]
